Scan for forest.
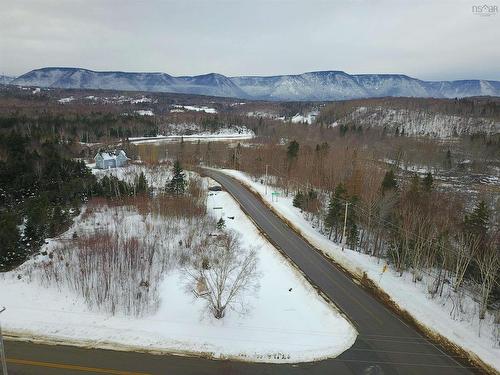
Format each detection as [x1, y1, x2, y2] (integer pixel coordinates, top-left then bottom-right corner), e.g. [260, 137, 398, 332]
[195, 137, 499, 320]
[0, 86, 498, 316]
[0, 132, 152, 270]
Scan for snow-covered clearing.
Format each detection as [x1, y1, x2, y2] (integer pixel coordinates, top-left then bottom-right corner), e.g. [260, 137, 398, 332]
[91, 163, 173, 190]
[218, 169, 500, 371]
[291, 111, 319, 124]
[0, 167, 356, 363]
[131, 97, 153, 104]
[134, 109, 154, 116]
[58, 96, 74, 104]
[172, 105, 217, 114]
[247, 111, 285, 121]
[129, 128, 255, 145]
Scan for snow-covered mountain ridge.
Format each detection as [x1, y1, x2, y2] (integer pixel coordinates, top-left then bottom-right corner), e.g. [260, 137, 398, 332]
[0, 75, 16, 85]
[11, 67, 500, 101]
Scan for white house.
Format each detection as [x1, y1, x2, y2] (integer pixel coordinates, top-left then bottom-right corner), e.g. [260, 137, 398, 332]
[94, 150, 129, 169]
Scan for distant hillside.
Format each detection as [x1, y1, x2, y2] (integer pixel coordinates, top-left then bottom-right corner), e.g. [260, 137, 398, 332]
[10, 67, 500, 101]
[0, 75, 16, 85]
[317, 97, 500, 138]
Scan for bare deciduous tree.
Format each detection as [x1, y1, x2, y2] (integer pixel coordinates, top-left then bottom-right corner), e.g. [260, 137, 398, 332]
[453, 232, 480, 291]
[186, 232, 259, 319]
[476, 233, 499, 320]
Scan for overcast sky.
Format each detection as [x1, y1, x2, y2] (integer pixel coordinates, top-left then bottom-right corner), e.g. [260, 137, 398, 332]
[1, 0, 499, 80]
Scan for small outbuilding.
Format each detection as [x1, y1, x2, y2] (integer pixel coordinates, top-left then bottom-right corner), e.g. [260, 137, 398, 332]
[94, 150, 129, 169]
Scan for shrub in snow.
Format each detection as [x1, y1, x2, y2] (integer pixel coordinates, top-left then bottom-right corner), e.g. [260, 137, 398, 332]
[216, 217, 226, 230]
[23, 174, 214, 317]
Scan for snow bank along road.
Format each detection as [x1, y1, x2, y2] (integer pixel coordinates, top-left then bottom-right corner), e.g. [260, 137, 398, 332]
[2, 170, 483, 375]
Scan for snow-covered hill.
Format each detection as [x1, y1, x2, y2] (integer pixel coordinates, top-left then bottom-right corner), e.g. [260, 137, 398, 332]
[10, 67, 500, 101]
[340, 106, 500, 137]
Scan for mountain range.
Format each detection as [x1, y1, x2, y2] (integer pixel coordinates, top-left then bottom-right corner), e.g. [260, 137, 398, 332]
[9, 67, 500, 101]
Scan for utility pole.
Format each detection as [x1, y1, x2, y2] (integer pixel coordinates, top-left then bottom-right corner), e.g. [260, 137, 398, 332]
[265, 164, 269, 195]
[342, 202, 349, 251]
[0, 307, 7, 375]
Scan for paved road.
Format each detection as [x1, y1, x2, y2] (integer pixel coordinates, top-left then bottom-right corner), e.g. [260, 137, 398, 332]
[203, 169, 481, 375]
[3, 170, 483, 375]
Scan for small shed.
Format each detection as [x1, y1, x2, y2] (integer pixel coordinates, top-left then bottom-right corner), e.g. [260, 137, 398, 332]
[94, 150, 129, 169]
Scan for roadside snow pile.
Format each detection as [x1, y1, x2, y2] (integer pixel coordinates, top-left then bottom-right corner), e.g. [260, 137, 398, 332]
[0, 170, 356, 362]
[219, 169, 500, 372]
[172, 105, 217, 114]
[58, 96, 74, 104]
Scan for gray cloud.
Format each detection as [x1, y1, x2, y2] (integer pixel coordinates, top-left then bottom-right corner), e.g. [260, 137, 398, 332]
[1, 0, 499, 80]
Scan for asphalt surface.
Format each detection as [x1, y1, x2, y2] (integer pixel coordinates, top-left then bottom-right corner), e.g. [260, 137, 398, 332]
[3, 169, 483, 375]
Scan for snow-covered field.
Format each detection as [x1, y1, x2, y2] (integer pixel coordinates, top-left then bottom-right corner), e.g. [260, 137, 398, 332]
[134, 109, 154, 116]
[0, 167, 356, 363]
[58, 96, 74, 104]
[129, 127, 255, 144]
[218, 169, 500, 372]
[172, 105, 217, 114]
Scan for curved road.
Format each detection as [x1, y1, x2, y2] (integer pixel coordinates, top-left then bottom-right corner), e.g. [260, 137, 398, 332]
[4, 170, 483, 374]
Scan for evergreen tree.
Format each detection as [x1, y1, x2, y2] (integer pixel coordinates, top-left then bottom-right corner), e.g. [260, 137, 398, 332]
[307, 189, 318, 201]
[422, 172, 433, 192]
[293, 190, 305, 209]
[49, 205, 69, 237]
[24, 195, 49, 248]
[381, 170, 398, 195]
[444, 149, 452, 169]
[287, 140, 300, 159]
[464, 200, 489, 240]
[339, 124, 348, 137]
[216, 217, 226, 230]
[135, 171, 148, 194]
[346, 196, 359, 249]
[0, 212, 21, 269]
[167, 160, 186, 196]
